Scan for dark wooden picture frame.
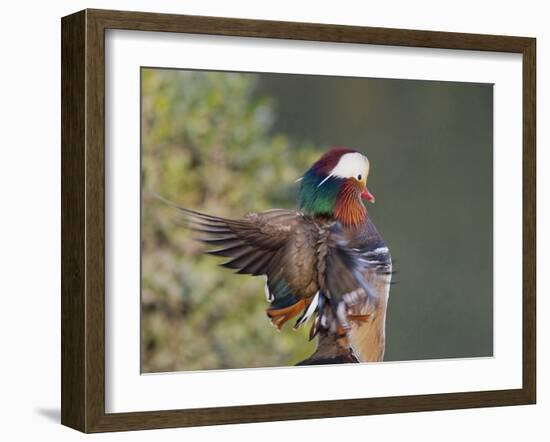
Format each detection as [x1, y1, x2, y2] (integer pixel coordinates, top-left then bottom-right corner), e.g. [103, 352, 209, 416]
[61, 8, 536, 433]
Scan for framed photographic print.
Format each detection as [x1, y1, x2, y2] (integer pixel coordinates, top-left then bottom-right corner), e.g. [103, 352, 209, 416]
[61, 9, 536, 433]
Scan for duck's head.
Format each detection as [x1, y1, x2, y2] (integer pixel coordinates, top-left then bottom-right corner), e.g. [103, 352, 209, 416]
[298, 147, 375, 226]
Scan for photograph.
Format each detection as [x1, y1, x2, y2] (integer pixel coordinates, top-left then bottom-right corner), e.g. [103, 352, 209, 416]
[140, 67, 494, 373]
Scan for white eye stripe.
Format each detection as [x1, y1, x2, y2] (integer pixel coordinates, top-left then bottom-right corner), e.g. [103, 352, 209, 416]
[317, 173, 333, 188]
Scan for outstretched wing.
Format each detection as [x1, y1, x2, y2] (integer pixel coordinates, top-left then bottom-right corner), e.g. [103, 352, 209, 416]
[161, 199, 318, 328]
[185, 208, 298, 276]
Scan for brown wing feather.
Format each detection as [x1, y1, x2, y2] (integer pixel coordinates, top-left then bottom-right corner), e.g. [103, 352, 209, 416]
[184, 208, 298, 275]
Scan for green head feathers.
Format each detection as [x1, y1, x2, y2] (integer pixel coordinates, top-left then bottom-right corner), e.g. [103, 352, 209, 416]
[298, 171, 342, 216]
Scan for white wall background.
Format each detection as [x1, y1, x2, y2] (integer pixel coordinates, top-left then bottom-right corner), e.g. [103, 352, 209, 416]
[0, 0, 546, 440]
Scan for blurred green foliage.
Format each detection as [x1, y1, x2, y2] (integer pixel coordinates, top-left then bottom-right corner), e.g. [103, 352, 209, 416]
[141, 69, 318, 372]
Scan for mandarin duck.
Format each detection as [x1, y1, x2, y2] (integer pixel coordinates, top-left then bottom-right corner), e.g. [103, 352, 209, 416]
[164, 148, 392, 365]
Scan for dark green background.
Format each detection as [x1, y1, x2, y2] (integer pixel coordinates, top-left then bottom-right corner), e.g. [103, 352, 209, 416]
[258, 74, 493, 362]
[141, 69, 493, 372]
